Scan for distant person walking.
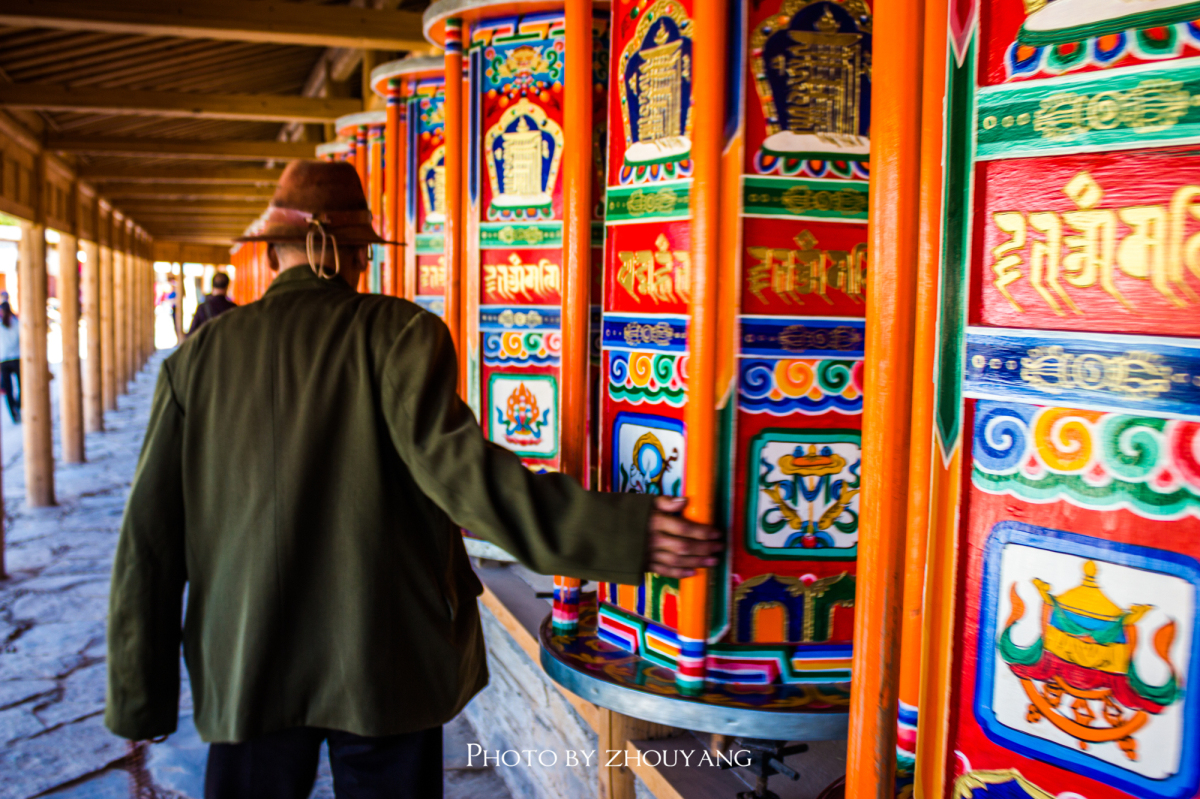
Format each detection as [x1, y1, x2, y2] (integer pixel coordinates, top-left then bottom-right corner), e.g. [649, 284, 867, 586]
[0, 293, 20, 423]
[186, 272, 236, 336]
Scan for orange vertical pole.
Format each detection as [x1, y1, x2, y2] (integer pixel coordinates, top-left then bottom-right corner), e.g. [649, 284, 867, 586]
[369, 122, 385, 294]
[676, 0, 727, 695]
[897, 0, 950, 786]
[386, 79, 405, 298]
[443, 19, 465, 370]
[552, 0, 594, 635]
[355, 125, 369, 191]
[845, 0, 925, 794]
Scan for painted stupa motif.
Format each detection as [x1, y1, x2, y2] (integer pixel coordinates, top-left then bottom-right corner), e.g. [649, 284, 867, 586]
[1000, 560, 1181, 761]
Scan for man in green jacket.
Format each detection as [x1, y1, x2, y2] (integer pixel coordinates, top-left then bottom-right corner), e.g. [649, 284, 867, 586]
[105, 161, 722, 799]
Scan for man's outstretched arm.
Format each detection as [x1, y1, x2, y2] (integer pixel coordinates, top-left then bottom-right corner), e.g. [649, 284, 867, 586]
[381, 311, 721, 586]
[106, 365, 188, 740]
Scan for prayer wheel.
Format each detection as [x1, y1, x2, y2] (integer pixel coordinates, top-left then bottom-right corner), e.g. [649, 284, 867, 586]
[315, 141, 353, 163]
[370, 56, 447, 312]
[421, 1, 609, 478]
[335, 110, 389, 293]
[914, 3, 1200, 799]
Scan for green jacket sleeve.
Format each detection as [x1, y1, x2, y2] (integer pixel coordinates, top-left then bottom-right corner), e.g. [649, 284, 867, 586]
[105, 364, 187, 740]
[381, 311, 654, 586]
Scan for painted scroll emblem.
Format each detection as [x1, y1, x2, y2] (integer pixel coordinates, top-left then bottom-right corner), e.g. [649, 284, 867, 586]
[750, 0, 872, 175]
[613, 412, 684, 496]
[747, 430, 861, 559]
[419, 144, 446, 225]
[484, 99, 564, 219]
[977, 523, 1200, 799]
[488, 375, 558, 457]
[618, 0, 694, 168]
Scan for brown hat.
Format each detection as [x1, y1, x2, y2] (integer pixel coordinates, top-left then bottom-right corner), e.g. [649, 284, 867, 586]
[236, 160, 397, 246]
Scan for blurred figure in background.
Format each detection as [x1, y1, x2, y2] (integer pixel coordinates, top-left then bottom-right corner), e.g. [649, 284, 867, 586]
[0, 293, 20, 423]
[186, 272, 235, 336]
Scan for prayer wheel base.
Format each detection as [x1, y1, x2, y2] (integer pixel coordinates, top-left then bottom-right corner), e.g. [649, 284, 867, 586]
[539, 598, 850, 740]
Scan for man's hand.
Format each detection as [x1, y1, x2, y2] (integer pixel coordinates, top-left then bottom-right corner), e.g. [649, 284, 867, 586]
[646, 496, 724, 578]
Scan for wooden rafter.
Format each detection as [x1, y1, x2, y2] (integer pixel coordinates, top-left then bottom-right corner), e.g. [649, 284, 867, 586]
[0, 0, 427, 51]
[47, 137, 315, 161]
[79, 165, 284, 184]
[0, 83, 359, 122]
[100, 183, 276, 199]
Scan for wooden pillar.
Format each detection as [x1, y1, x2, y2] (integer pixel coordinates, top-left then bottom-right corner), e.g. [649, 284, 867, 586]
[18, 219, 55, 507]
[124, 223, 135, 381]
[82, 237, 102, 433]
[100, 235, 116, 412]
[58, 229, 84, 464]
[111, 216, 126, 396]
[845, 0, 925, 794]
[598, 713, 676, 799]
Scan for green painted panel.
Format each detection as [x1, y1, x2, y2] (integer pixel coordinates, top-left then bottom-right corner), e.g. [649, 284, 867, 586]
[415, 233, 444, 255]
[976, 61, 1200, 160]
[479, 222, 563, 249]
[604, 181, 692, 224]
[742, 177, 869, 221]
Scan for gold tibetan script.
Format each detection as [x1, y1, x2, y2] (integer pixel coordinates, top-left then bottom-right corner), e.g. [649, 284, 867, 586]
[747, 230, 866, 305]
[484, 253, 562, 301]
[616, 234, 691, 304]
[770, 8, 865, 137]
[420, 257, 446, 291]
[633, 23, 689, 142]
[989, 171, 1200, 315]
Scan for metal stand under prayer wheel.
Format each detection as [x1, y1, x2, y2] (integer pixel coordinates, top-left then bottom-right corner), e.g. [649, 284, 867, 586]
[421, 0, 874, 742]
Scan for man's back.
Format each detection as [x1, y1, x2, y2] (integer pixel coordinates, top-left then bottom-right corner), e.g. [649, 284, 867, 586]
[107, 265, 653, 744]
[187, 293, 236, 335]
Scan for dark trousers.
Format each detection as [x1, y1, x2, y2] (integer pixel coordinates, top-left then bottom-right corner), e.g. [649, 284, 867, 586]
[204, 726, 443, 799]
[0, 358, 19, 422]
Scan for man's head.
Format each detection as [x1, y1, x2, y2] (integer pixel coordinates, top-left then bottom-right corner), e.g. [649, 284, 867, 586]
[211, 272, 230, 296]
[235, 160, 392, 291]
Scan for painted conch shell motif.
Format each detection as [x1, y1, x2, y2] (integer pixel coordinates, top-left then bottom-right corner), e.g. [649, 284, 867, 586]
[1000, 560, 1180, 761]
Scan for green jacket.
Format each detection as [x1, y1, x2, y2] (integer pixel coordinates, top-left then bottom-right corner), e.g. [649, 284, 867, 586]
[106, 265, 653, 743]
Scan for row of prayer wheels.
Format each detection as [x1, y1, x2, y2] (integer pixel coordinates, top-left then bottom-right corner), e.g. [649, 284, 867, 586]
[321, 0, 870, 740]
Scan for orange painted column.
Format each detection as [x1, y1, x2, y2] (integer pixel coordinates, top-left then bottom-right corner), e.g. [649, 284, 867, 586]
[443, 19, 465, 374]
[551, 0, 595, 635]
[355, 124, 369, 192]
[845, 0, 925, 795]
[369, 121, 385, 294]
[385, 79, 405, 298]
[897, 0, 949, 788]
[675, 0, 727, 695]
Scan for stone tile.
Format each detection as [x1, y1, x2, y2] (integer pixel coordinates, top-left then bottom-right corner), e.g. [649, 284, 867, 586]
[39, 769, 132, 799]
[5, 620, 106, 661]
[0, 678, 58, 709]
[0, 704, 45, 744]
[0, 715, 126, 799]
[6, 592, 109, 626]
[445, 764, 513, 799]
[2, 543, 56, 573]
[36, 662, 107, 728]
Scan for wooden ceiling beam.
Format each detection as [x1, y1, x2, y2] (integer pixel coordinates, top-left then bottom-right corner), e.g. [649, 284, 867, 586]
[0, 0, 426, 51]
[152, 240, 233, 263]
[98, 183, 276, 199]
[17, 37, 182, 81]
[66, 40, 248, 87]
[79, 165, 284, 184]
[0, 83, 359, 122]
[48, 137, 315, 161]
[115, 200, 269, 213]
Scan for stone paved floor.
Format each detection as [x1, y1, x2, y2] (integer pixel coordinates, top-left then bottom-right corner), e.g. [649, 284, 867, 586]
[0, 351, 512, 799]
